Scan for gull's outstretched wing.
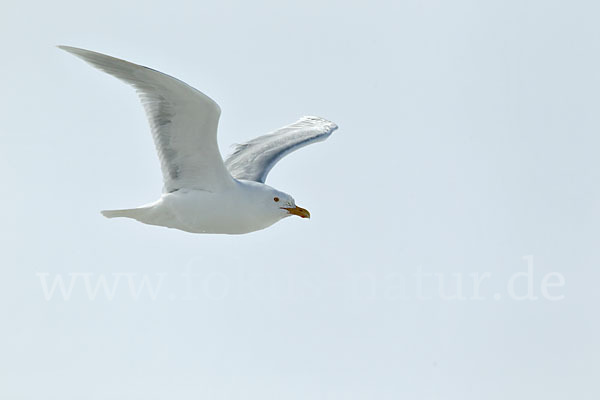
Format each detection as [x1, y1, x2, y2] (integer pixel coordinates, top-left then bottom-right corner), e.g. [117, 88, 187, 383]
[225, 116, 338, 183]
[59, 46, 233, 193]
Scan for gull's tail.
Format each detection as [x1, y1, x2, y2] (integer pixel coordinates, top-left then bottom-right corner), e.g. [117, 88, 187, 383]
[100, 202, 176, 230]
[101, 208, 146, 219]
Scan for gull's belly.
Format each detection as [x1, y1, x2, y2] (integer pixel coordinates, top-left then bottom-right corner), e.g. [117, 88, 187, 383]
[158, 189, 277, 234]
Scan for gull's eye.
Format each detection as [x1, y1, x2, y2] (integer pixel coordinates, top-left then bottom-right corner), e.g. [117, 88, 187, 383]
[273, 197, 280, 202]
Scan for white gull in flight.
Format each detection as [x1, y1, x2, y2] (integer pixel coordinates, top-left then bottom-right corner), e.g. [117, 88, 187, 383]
[59, 46, 339, 234]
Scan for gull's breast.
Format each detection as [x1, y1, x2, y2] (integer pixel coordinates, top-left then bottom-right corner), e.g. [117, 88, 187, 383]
[158, 187, 277, 234]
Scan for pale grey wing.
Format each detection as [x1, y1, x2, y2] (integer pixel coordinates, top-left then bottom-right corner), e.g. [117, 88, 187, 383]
[225, 116, 338, 183]
[59, 46, 234, 193]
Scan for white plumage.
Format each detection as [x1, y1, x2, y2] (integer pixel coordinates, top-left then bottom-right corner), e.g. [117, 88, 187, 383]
[60, 46, 338, 234]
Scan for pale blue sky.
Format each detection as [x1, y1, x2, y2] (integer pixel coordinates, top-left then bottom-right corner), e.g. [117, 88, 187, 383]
[1, 0, 599, 399]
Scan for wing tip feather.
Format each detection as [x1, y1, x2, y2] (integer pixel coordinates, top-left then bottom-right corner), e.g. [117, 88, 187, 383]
[57, 45, 92, 57]
[300, 115, 339, 133]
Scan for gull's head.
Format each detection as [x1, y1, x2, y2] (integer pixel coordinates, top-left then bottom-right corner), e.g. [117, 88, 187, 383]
[264, 188, 310, 220]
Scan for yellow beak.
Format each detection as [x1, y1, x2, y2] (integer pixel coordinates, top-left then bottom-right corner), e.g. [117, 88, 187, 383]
[283, 205, 311, 219]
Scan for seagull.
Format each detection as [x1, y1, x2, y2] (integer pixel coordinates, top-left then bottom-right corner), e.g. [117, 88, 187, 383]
[59, 46, 338, 234]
